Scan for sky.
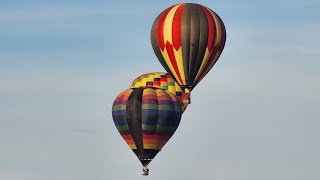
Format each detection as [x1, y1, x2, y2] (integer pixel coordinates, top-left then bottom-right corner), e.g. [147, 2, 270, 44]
[0, 0, 319, 179]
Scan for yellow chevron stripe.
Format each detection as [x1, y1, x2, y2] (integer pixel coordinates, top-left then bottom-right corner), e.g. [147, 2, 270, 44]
[163, 4, 181, 45]
[161, 49, 182, 85]
[194, 48, 211, 82]
[173, 48, 186, 84]
[162, 4, 185, 85]
[160, 4, 183, 85]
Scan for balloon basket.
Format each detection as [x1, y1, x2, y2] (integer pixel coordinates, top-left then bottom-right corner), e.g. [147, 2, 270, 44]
[142, 167, 149, 176]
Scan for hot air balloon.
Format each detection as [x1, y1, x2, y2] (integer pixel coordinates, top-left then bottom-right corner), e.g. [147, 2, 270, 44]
[151, 3, 226, 97]
[112, 88, 182, 176]
[130, 72, 189, 112]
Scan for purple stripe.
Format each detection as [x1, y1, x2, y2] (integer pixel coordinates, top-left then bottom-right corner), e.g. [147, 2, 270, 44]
[113, 100, 128, 106]
[142, 99, 158, 104]
[158, 100, 174, 105]
[142, 130, 156, 135]
[156, 131, 174, 136]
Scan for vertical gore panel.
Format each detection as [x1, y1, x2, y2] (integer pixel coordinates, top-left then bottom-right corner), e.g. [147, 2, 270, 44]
[141, 89, 158, 149]
[187, 4, 200, 85]
[154, 89, 170, 150]
[193, 9, 227, 87]
[112, 89, 137, 149]
[126, 88, 144, 154]
[190, 5, 209, 83]
[181, 4, 191, 84]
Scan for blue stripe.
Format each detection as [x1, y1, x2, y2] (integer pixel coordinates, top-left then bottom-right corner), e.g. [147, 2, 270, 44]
[142, 119, 158, 125]
[141, 109, 158, 115]
[112, 110, 126, 116]
[115, 119, 127, 126]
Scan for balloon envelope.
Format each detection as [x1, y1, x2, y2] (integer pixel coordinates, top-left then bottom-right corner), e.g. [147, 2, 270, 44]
[112, 88, 182, 167]
[130, 72, 189, 112]
[151, 3, 226, 89]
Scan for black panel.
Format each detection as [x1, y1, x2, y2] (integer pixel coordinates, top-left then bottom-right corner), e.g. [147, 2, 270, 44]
[190, 5, 209, 84]
[181, 4, 191, 84]
[187, 4, 200, 85]
[126, 88, 144, 154]
[133, 149, 160, 166]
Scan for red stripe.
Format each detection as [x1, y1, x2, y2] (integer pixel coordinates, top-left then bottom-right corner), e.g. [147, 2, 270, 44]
[157, 94, 170, 101]
[154, 135, 170, 141]
[172, 4, 185, 50]
[211, 10, 226, 60]
[200, 5, 215, 51]
[196, 10, 226, 84]
[143, 134, 154, 139]
[165, 42, 183, 84]
[160, 76, 167, 82]
[157, 7, 173, 51]
[142, 94, 157, 99]
[122, 134, 133, 140]
[143, 134, 170, 141]
[116, 92, 130, 105]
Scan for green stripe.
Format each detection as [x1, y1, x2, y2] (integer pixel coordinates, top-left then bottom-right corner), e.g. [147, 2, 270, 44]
[142, 124, 157, 131]
[158, 104, 173, 111]
[142, 104, 158, 109]
[168, 82, 175, 86]
[112, 104, 126, 111]
[141, 104, 176, 110]
[117, 124, 129, 131]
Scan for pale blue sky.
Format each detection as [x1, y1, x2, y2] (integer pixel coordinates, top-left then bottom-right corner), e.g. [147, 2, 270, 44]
[0, 0, 319, 179]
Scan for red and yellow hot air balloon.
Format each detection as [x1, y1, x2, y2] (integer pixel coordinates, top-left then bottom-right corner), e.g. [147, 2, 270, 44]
[151, 3, 226, 95]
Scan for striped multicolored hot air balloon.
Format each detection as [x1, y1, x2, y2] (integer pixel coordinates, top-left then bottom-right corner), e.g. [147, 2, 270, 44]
[151, 3, 226, 90]
[112, 88, 181, 175]
[130, 72, 189, 112]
